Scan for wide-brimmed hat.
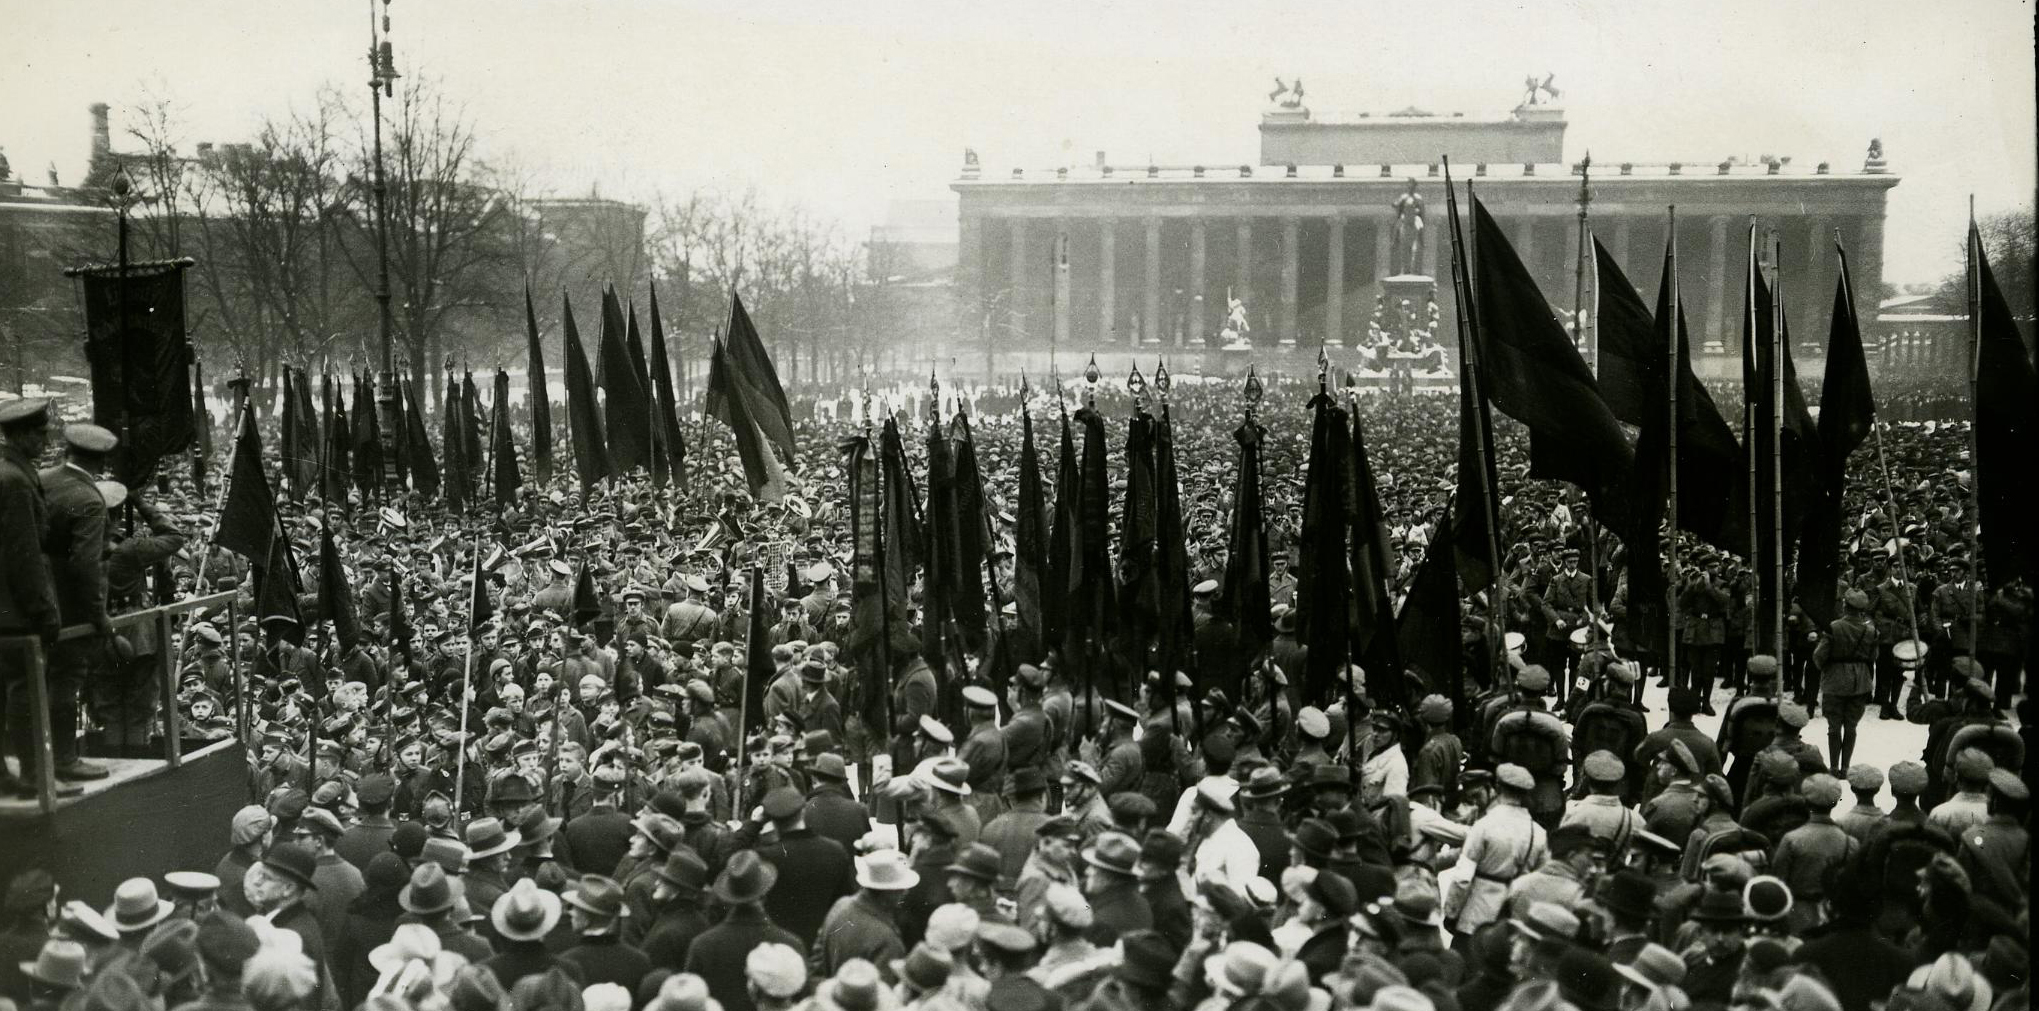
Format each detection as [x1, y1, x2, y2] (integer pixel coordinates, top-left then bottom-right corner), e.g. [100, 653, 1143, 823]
[462, 818, 522, 860]
[890, 943, 954, 994]
[563, 875, 630, 920]
[259, 842, 320, 892]
[925, 760, 971, 796]
[399, 863, 456, 915]
[712, 851, 779, 905]
[1613, 943, 1687, 992]
[1388, 882, 1444, 928]
[855, 850, 920, 892]
[1238, 767, 1290, 800]
[104, 878, 174, 934]
[1510, 901, 1580, 943]
[1687, 889, 1747, 925]
[1080, 832, 1141, 877]
[813, 959, 897, 1011]
[19, 939, 88, 989]
[491, 879, 563, 942]
[1117, 931, 1175, 989]
[945, 843, 1001, 883]
[655, 850, 709, 897]
[810, 753, 849, 782]
[1287, 818, 1337, 860]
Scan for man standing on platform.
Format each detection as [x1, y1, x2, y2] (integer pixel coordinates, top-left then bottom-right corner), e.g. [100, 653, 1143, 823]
[0, 399, 61, 799]
[38, 423, 121, 783]
[1814, 590, 1878, 771]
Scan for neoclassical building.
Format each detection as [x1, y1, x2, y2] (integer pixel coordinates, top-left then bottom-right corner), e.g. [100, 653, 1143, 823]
[951, 95, 1897, 367]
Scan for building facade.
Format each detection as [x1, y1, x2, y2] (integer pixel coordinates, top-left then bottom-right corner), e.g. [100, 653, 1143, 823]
[952, 99, 1898, 369]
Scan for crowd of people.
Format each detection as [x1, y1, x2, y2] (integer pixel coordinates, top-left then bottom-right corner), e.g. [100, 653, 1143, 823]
[0, 367, 2028, 1011]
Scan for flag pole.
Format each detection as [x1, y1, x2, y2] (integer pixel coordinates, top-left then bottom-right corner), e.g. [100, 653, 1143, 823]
[1574, 154, 1602, 646]
[1963, 201, 1984, 658]
[1442, 159, 1508, 689]
[1769, 230, 1787, 687]
[1743, 220, 1764, 700]
[190, 399, 248, 591]
[1666, 206, 1682, 694]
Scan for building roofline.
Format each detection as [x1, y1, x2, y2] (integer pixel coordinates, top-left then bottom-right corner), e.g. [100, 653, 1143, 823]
[952, 160, 1897, 188]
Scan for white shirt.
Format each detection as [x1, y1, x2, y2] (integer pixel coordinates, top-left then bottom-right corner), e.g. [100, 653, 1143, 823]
[1362, 746, 1409, 805]
[1185, 816, 1261, 893]
[1167, 775, 1239, 837]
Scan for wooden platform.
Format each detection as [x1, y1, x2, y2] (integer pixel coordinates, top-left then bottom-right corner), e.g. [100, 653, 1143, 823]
[0, 739, 249, 900]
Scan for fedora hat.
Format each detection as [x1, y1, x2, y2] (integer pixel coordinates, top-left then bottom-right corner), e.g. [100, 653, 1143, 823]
[1238, 766, 1290, 800]
[1613, 943, 1687, 992]
[259, 842, 320, 892]
[925, 759, 972, 796]
[655, 850, 709, 896]
[563, 875, 630, 920]
[491, 879, 563, 943]
[399, 863, 456, 916]
[1081, 832, 1141, 877]
[462, 818, 522, 861]
[1117, 931, 1175, 989]
[1687, 889, 1746, 925]
[1599, 869, 1657, 923]
[1286, 818, 1337, 860]
[104, 878, 174, 934]
[815, 959, 896, 1011]
[19, 939, 88, 990]
[810, 753, 849, 782]
[889, 943, 954, 994]
[712, 850, 778, 905]
[856, 850, 921, 892]
[1388, 882, 1445, 928]
[945, 843, 1002, 884]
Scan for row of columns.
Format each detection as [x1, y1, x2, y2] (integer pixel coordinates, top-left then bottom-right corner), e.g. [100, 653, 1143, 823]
[965, 209, 1871, 352]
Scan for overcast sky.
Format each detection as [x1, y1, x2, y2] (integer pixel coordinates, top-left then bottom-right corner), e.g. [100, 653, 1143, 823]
[6, 0, 2031, 285]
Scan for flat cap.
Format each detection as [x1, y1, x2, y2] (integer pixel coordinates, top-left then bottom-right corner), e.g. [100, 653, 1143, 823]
[1418, 694, 1453, 723]
[1845, 764, 1884, 792]
[1108, 792, 1157, 823]
[1515, 666, 1551, 692]
[1778, 702, 1810, 728]
[1887, 760, 1929, 795]
[1953, 747, 1996, 779]
[1987, 768, 2028, 801]
[1296, 706, 1330, 739]
[1844, 589, 1871, 610]
[1759, 750, 1799, 781]
[1582, 750, 1625, 783]
[961, 685, 998, 709]
[1799, 773, 1843, 808]
[1060, 761, 1102, 786]
[1496, 763, 1535, 791]
[1746, 654, 1780, 678]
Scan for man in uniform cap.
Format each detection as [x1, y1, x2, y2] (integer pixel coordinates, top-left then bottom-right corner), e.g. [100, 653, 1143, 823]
[1927, 748, 1997, 836]
[1562, 751, 1643, 853]
[1096, 700, 1143, 798]
[1836, 764, 1887, 842]
[1447, 762, 1549, 935]
[1058, 762, 1109, 837]
[1958, 769, 2030, 898]
[1769, 773, 1853, 931]
[33, 423, 121, 782]
[0, 398, 62, 797]
[958, 685, 1009, 822]
[1001, 664, 1050, 781]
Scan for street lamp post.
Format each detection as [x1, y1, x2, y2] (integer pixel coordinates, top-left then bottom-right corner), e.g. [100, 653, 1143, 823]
[368, 0, 401, 500]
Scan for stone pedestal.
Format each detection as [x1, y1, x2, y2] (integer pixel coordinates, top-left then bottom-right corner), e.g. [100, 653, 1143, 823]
[1380, 274, 1436, 306]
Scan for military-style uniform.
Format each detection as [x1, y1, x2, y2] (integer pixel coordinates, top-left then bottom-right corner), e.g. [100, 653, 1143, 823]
[39, 459, 111, 773]
[1, 427, 59, 789]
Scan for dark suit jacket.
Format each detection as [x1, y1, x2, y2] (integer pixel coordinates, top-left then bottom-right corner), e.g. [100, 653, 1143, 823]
[685, 906, 802, 1011]
[803, 785, 872, 855]
[38, 464, 107, 626]
[752, 827, 856, 945]
[1082, 880, 1151, 947]
[563, 807, 634, 877]
[0, 445, 56, 633]
[484, 940, 583, 991]
[560, 935, 652, 995]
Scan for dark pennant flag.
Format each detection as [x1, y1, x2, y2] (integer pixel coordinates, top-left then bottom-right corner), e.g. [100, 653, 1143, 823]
[741, 566, 772, 742]
[1044, 408, 1080, 656]
[1397, 500, 1466, 710]
[1470, 197, 1634, 535]
[1219, 415, 1273, 672]
[1154, 400, 1196, 690]
[1798, 244, 1876, 626]
[1297, 391, 1354, 708]
[598, 285, 652, 475]
[318, 522, 360, 652]
[560, 294, 610, 498]
[648, 284, 688, 487]
[351, 372, 382, 499]
[214, 403, 278, 562]
[1013, 401, 1050, 664]
[79, 261, 195, 487]
[1117, 408, 1159, 677]
[491, 369, 522, 503]
[525, 284, 554, 485]
[442, 372, 469, 510]
[706, 293, 795, 459]
[400, 378, 439, 499]
[1972, 225, 2039, 590]
[1351, 407, 1402, 704]
[707, 335, 790, 502]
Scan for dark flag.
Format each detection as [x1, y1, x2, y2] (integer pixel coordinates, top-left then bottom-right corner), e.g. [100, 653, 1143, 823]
[706, 293, 796, 459]
[1116, 407, 1159, 677]
[79, 261, 195, 487]
[469, 547, 494, 633]
[1798, 244, 1876, 625]
[1351, 408, 1402, 703]
[844, 434, 898, 732]
[1154, 399, 1195, 690]
[1013, 400, 1050, 663]
[401, 378, 440, 499]
[1296, 392, 1353, 708]
[215, 403, 277, 562]
[462, 371, 484, 487]
[351, 372, 383, 499]
[1397, 502, 1465, 708]
[1044, 408, 1080, 655]
[1600, 238, 1743, 551]
[1470, 197, 1634, 534]
[706, 334, 791, 501]
[626, 300, 653, 392]
[253, 530, 304, 645]
[1219, 413, 1273, 663]
[388, 567, 414, 669]
[1739, 242, 1821, 651]
[879, 418, 925, 636]
[741, 566, 772, 743]
[442, 371, 469, 510]
[491, 369, 522, 502]
[1972, 225, 2039, 590]
[647, 284, 687, 486]
[948, 413, 992, 653]
[598, 286, 652, 475]
[294, 368, 319, 498]
[922, 413, 960, 680]
[525, 284, 554, 485]
[1068, 405, 1117, 682]
[322, 384, 351, 505]
[281, 366, 304, 501]
[1621, 244, 1677, 658]
[319, 522, 360, 651]
[1451, 343, 1502, 593]
[571, 561, 602, 627]
[560, 294, 610, 497]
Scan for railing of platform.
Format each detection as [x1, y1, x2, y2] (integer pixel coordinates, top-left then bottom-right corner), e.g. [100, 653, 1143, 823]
[1, 590, 238, 814]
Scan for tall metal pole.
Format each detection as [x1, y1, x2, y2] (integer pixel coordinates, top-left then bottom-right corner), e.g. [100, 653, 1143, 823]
[1964, 202, 1983, 657]
[1574, 154, 1600, 627]
[1665, 207, 1682, 690]
[369, 0, 401, 499]
[1444, 163, 1507, 687]
[1768, 231, 1786, 686]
